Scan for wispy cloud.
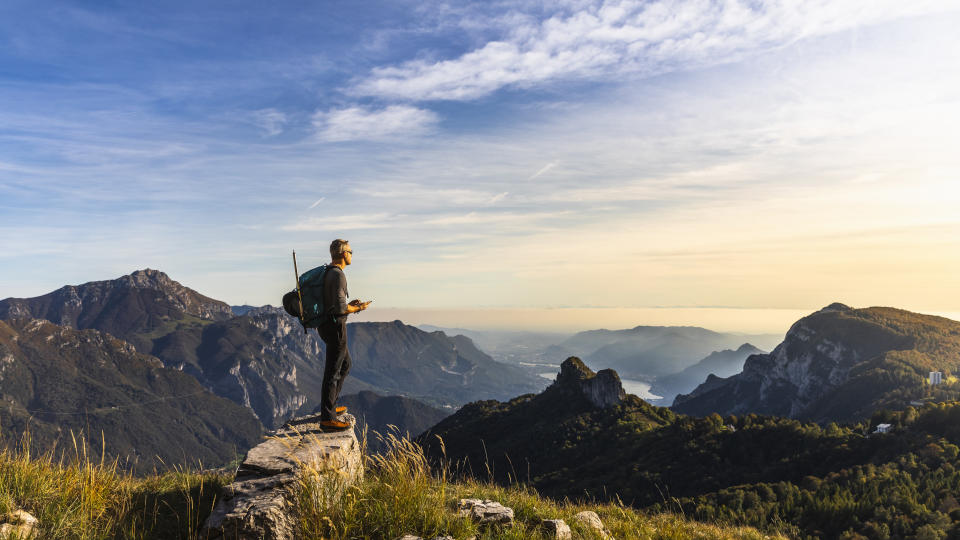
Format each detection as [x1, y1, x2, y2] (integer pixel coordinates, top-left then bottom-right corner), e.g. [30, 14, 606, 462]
[528, 162, 556, 180]
[353, 0, 948, 101]
[422, 209, 569, 226]
[249, 108, 288, 137]
[487, 191, 508, 204]
[312, 105, 439, 142]
[282, 213, 396, 231]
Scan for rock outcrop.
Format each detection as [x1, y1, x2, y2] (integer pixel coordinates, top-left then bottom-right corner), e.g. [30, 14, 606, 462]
[203, 413, 363, 540]
[552, 357, 625, 408]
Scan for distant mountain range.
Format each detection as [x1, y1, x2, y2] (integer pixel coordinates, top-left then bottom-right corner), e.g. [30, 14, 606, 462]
[0, 270, 545, 431]
[648, 343, 764, 405]
[546, 326, 780, 379]
[673, 303, 960, 422]
[0, 318, 261, 469]
[417, 325, 570, 366]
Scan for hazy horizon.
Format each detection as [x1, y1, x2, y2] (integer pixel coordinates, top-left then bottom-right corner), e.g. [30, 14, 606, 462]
[352, 306, 960, 336]
[5, 267, 960, 336]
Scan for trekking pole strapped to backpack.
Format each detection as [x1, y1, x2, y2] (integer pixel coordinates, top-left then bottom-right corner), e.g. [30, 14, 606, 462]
[292, 250, 306, 334]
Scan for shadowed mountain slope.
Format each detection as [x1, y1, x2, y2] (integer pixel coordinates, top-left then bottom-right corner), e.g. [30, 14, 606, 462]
[649, 343, 764, 405]
[0, 318, 262, 470]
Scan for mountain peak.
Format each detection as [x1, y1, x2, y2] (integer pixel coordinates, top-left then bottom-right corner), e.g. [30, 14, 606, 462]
[556, 356, 595, 383]
[818, 302, 852, 313]
[553, 357, 624, 408]
[125, 268, 174, 288]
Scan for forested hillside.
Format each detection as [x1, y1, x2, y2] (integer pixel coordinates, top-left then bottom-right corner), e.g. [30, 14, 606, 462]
[422, 357, 960, 538]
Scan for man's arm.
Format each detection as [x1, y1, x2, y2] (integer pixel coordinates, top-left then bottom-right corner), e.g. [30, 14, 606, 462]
[325, 268, 350, 316]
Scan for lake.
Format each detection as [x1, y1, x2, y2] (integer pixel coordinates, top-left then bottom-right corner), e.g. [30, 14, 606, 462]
[539, 371, 662, 401]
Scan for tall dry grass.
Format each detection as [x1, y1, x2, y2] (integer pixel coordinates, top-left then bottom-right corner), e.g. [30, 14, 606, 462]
[1, 425, 784, 539]
[296, 428, 783, 540]
[0, 431, 229, 540]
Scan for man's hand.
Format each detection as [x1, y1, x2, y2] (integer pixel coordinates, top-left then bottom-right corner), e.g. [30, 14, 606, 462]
[348, 299, 372, 313]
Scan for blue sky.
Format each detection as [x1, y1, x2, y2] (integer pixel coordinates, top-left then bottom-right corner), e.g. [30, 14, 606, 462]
[2, 1, 959, 332]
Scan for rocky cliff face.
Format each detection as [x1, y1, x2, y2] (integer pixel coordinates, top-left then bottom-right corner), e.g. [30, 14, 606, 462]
[673, 304, 960, 422]
[552, 357, 625, 408]
[148, 305, 343, 428]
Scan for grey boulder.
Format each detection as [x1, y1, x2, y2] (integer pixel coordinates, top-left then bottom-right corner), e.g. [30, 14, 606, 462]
[457, 498, 514, 527]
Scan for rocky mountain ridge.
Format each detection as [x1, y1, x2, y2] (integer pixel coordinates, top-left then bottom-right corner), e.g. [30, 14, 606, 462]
[0, 270, 545, 430]
[649, 343, 764, 405]
[673, 303, 960, 422]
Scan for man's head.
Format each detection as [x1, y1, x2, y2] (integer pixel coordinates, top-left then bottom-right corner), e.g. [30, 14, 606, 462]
[330, 239, 352, 265]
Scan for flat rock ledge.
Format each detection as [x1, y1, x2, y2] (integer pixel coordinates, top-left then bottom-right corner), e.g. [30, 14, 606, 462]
[203, 413, 362, 540]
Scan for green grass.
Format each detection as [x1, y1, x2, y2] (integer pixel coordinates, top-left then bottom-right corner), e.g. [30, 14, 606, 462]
[1, 429, 781, 539]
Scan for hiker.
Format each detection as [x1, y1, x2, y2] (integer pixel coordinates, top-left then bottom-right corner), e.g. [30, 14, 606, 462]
[318, 239, 371, 430]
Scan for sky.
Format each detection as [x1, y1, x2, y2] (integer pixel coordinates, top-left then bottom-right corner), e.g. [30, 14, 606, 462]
[1, 1, 959, 334]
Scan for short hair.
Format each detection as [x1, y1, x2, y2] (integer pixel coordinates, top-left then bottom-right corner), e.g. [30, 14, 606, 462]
[330, 239, 350, 258]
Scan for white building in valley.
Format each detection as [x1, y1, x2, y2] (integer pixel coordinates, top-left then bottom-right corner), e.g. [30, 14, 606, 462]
[874, 423, 892, 434]
[930, 371, 943, 385]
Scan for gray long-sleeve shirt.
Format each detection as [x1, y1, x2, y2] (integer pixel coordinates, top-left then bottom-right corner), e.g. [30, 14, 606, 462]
[322, 266, 349, 320]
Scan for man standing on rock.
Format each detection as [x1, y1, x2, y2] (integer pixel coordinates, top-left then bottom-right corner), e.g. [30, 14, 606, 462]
[319, 239, 371, 430]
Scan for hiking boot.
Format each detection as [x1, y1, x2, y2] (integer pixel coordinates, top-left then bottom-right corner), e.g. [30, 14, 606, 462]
[320, 419, 351, 431]
[336, 405, 347, 414]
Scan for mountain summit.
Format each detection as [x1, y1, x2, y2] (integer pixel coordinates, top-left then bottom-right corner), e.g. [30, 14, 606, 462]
[0, 269, 233, 350]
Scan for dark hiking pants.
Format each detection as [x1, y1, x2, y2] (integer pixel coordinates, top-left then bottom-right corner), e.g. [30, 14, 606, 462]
[319, 320, 351, 421]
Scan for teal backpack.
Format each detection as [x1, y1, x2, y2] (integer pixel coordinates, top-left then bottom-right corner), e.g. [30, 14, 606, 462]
[282, 264, 335, 329]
